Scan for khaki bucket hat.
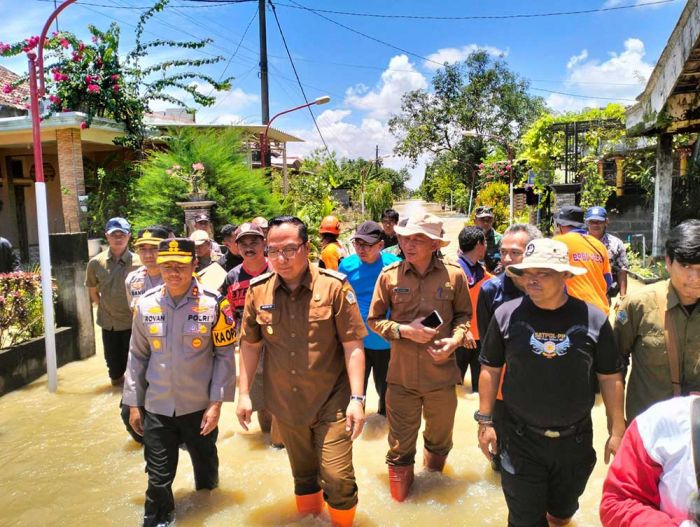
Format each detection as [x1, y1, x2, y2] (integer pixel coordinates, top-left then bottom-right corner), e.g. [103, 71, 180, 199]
[394, 213, 449, 248]
[506, 238, 587, 277]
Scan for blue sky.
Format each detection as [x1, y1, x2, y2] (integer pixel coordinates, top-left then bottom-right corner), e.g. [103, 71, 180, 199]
[0, 0, 687, 186]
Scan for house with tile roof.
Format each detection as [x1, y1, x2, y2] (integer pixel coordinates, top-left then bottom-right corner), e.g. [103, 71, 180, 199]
[0, 66, 303, 262]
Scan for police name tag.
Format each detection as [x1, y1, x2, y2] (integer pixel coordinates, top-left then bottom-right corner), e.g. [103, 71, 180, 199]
[393, 287, 410, 294]
[260, 304, 276, 311]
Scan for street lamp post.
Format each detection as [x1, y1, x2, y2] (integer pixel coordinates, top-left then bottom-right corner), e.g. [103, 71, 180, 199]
[28, 0, 78, 392]
[463, 131, 515, 225]
[260, 95, 330, 194]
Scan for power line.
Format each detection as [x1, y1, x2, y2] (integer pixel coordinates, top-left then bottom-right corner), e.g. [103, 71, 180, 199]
[36, 0, 240, 8]
[268, 0, 333, 160]
[275, 0, 679, 20]
[285, 0, 444, 68]
[530, 87, 637, 102]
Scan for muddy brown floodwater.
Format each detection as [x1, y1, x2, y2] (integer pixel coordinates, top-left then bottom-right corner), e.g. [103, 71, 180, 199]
[1, 201, 619, 526]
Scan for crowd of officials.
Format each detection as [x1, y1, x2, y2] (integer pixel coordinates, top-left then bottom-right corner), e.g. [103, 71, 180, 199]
[79, 204, 700, 527]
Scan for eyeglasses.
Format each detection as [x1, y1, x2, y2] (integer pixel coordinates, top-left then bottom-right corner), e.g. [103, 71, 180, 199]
[499, 249, 524, 258]
[352, 240, 379, 251]
[267, 243, 303, 259]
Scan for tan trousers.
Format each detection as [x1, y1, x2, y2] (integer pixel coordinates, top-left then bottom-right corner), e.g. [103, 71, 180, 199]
[275, 413, 358, 510]
[386, 383, 458, 466]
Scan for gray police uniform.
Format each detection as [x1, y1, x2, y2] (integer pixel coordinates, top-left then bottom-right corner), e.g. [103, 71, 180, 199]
[123, 278, 236, 527]
[125, 266, 163, 310]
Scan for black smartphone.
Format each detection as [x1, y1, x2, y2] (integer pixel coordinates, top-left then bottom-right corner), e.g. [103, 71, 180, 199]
[420, 310, 443, 329]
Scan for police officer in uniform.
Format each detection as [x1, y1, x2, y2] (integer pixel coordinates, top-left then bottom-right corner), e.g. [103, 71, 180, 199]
[125, 227, 170, 309]
[368, 214, 471, 502]
[123, 238, 236, 527]
[121, 226, 170, 443]
[236, 216, 367, 527]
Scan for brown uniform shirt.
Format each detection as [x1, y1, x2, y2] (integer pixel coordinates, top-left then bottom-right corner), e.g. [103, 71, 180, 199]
[85, 248, 140, 330]
[367, 256, 472, 392]
[240, 264, 367, 426]
[614, 279, 700, 421]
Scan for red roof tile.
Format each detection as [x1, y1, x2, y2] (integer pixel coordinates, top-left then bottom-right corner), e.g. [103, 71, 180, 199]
[0, 65, 30, 110]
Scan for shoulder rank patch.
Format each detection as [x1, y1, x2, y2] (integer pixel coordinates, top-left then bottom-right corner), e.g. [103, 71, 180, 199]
[381, 260, 402, 273]
[250, 272, 273, 286]
[320, 268, 347, 281]
[616, 309, 629, 326]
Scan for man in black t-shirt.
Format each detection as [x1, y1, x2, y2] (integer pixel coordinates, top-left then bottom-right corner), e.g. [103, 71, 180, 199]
[477, 238, 626, 527]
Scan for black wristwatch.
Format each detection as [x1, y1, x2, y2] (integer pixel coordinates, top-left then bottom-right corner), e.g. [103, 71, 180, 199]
[473, 410, 493, 423]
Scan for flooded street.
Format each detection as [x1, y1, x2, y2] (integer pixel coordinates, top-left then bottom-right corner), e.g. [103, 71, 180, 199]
[1, 201, 623, 526]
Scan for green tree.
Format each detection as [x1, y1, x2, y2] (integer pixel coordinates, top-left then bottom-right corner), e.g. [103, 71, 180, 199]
[390, 51, 545, 193]
[132, 127, 280, 232]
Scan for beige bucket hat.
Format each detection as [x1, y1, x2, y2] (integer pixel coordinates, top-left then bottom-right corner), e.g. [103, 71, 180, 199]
[394, 213, 450, 248]
[506, 238, 587, 277]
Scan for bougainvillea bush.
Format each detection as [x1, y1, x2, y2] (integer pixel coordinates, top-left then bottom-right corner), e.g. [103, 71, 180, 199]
[0, 0, 231, 149]
[0, 272, 55, 349]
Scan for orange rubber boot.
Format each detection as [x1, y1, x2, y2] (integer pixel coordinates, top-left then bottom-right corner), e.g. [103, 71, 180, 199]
[295, 490, 324, 516]
[388, 465, 414, 502]
[423, 449, 447, 472]
[328, 505, 356, 527]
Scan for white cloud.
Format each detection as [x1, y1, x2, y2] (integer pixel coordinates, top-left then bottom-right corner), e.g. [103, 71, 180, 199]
[546, 38, 654, 112]
[286, 107, 426, 189]
[424, 44, 508, 70]
[344, 54, 428, 120]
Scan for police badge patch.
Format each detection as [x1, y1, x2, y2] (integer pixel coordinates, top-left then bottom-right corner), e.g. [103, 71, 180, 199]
[616, 309, 629, 325]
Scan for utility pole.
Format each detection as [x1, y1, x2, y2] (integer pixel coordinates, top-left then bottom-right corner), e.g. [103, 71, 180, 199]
[259, 0, 269, 125]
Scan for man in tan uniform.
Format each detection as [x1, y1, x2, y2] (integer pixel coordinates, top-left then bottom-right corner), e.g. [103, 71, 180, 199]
[86, 217, 140, 385]
[368, 214, 471, 502]
[237, 216, 367, 527]
[615, 219, 700, 422]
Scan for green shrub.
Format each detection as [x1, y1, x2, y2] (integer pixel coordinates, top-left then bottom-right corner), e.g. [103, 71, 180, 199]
[472, 181, 509, 231]
[132, 127, 281, 233]
[0, 272, 53, 348]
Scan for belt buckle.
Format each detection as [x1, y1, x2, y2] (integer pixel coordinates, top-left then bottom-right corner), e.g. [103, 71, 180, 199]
[543, 429, 560, 438]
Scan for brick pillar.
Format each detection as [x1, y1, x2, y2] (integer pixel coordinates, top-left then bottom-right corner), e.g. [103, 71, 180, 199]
[614, 156, 624, 197]
[56, 128, 85, 233]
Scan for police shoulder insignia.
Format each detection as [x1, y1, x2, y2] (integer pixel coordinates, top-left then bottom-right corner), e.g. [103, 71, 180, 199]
[250, 272, 273, 286]
[320, 268, 346, 281]
[616, 309, 629, 325]
[345, 290, 357, 305]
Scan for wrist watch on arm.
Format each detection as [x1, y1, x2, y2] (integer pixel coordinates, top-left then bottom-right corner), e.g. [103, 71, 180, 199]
[350, 395, 366, 406]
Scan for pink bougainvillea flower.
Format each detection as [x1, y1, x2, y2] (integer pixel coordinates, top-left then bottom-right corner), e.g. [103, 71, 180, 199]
[60, 39, 70, 49]
[49, 95, 61, 105]
[192, 163, 205, 171]
[80, 122, 88, 129]
[112, 85, 120, 93]
[78, 42, 85, 51]
[96, 58, 103, 69]
[71, 53, 81, 62]
[85, 74, 93, 83]
[0, 43, 11, 54]
[91, 35, 99, 43]
[111, 74, 120, 81]
[2, 84, 13, 94]
[87, 84, 100, 93]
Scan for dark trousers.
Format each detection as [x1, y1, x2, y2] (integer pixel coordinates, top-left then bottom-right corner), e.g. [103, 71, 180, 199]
[364, 347, 390, 415]
[142, 410, 219, 527]
[121, 401, 144, 444]
[101, 328, 131, 380]
[500, 413, 596, 527]
[455, 341, 481, 392]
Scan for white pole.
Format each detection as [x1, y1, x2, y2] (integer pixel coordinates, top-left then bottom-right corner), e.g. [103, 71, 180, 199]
[509, 179, 514, 225]
[35, 181, 57, 392]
